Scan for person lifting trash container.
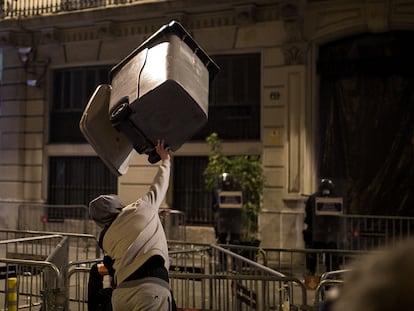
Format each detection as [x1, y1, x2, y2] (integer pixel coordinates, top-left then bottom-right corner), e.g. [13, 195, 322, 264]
[80, 20, 219, 311]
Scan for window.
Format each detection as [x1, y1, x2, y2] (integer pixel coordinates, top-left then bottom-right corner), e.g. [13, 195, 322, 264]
[48, 156, 117, 218]
[50, 54, 260, 143]
[173, 156, 214, 225]
[192, 53, 261, 141]
[50, 66, 111, 143]
[174, 53, 261, 225]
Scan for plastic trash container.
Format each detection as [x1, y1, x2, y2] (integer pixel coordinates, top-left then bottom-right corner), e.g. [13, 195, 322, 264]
[80, 20, 219, 174]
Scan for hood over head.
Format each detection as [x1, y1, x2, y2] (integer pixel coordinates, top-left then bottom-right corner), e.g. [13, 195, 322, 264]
[89, 194, 124, 226]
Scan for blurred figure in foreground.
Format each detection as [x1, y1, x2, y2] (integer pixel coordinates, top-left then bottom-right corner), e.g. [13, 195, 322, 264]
[332, 239, 414, 311]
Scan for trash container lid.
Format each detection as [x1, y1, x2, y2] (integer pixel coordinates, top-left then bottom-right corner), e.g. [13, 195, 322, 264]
[80, 84, 134, 176]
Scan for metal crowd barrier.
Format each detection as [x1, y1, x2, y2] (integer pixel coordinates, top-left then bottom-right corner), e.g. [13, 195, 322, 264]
[7, 206, 406, 311]
[17, 204, 414, 253]
[67, 242, 307, 311]
[0, 233, 377, 310]
[313, 269, 350, 308]
[160, 209, 186, 242]
[17, 204, 94, 235]
[343, 214, 414, 250]
[0, 229, 102, 262]
[0, 229, 105, 311]
[224, 245, 369, 277]
[65, 241, 379, 310]
[0, 234, 67, 310]
[171, 243, 307, 310]
[16, 204, 186, 255]
[66, 259, 103, 311]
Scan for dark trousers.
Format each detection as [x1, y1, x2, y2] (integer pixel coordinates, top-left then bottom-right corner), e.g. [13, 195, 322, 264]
[217, 232, 240, 245]
[88, 264, 113, 311]
[306, 241, 339, 275]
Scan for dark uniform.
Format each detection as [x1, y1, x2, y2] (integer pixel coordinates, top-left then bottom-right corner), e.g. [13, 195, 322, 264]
[303, 179, 340, 275]
[214, 173, 242, 245]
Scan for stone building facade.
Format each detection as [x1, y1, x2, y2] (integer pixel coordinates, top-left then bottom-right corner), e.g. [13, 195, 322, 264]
[0, 0, 413, 247]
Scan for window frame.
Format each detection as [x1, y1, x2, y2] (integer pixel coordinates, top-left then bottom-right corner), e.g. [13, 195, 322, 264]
[49, 65, 112, 144]
[191, 52, 262, 141]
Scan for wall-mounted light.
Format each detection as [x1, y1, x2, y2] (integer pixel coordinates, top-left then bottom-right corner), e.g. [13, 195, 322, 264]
[25, 58, 50, 88]
[17, 46, 49, 88]
[18, 46, 35, 65]
[27, 79, 39, 87]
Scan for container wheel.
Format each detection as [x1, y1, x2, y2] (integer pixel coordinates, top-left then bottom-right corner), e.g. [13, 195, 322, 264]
[110, 97, 130, 123]
[148, 149, 161, 164]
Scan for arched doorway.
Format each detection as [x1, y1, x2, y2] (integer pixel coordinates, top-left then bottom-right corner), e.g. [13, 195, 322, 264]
[316, 31, 414, 215]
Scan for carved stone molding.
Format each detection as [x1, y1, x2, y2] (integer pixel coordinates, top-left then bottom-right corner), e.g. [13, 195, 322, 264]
[0, 2, 279, 45]
[280, 1, 306, 65]
[282, 43, 307, 65]
[168, 11, 189, 29]
[280, 1, 299, 20]
[280, 2, 304, 42]
[96, 21, 118, 39]
[233, 4, 257, 25]
[40, 27, 61, 45]
[307, 0, 414, 42]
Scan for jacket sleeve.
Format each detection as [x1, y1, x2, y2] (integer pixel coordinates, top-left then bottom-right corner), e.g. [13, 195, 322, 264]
[140, 159, 171, 210]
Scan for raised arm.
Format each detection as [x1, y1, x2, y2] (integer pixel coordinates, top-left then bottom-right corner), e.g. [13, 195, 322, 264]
[141, 140, 171, 209]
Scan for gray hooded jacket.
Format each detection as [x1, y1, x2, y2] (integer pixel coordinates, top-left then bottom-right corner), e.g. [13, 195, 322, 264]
[89, 159, 170, 286]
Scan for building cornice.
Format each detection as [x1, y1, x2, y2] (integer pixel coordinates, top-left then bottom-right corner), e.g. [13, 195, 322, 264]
[0, 0, 280, 46]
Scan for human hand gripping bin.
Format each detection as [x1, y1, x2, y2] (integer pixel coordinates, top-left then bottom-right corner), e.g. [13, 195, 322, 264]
[80, 20, 220, 175]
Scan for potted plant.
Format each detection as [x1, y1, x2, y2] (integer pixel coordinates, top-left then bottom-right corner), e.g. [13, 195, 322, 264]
[203, 132, 265, 244]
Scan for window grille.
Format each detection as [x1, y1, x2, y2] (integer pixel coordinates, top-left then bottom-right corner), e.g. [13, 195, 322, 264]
[48, 156, 117, 218]
[50, 53, 260, 143]
[192, 53, 261, 141]
[173, 156, 214, 225]
[50, 65, 111, 143]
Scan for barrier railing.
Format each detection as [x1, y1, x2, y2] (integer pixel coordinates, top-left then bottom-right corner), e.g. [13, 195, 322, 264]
[0, 236, 375, 310]
[0, 228, 107, 310]
[0, 236, 362, 310]
[0, 234, 67, 310]
[17, 204, 414, 253]
[343, 214, 414, 250]
[66, 259, 103, 311]
[17, 204, 93, 235]
[222, 243, 368, 278]
[0, 229, 102, 261]
[1, 221, 405, 310]
[0, 0, 148, 19]
[313, 269, 351, 308]
[66, 242, 308, 310]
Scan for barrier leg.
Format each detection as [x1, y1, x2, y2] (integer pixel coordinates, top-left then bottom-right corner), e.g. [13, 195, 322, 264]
[7, 277, 18, 311]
